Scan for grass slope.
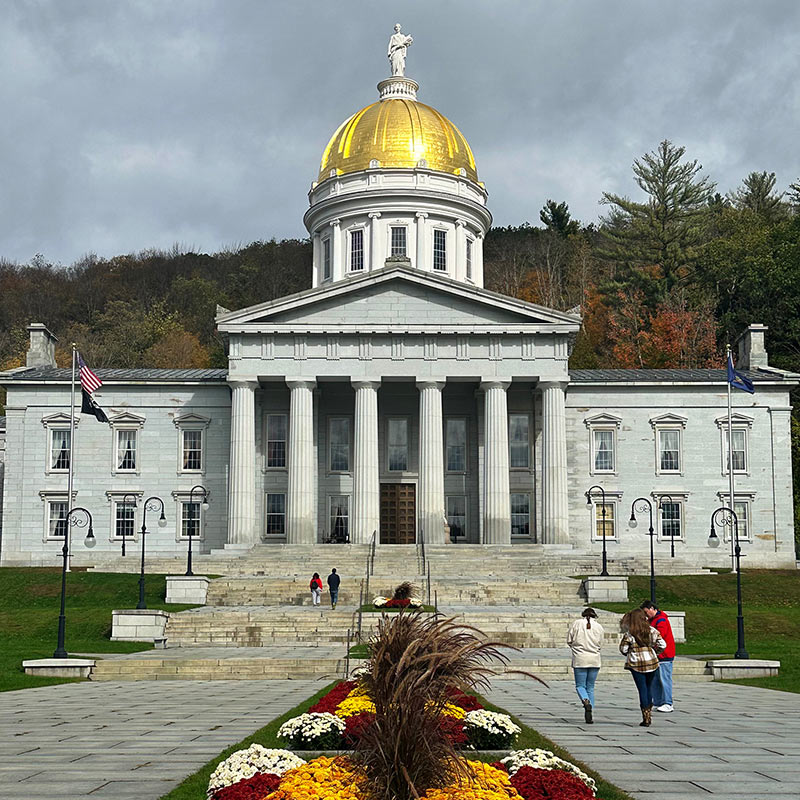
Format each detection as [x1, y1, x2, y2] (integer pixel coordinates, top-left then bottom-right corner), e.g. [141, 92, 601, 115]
[594, 569, 800, 693]
[0, 567, 195, 692]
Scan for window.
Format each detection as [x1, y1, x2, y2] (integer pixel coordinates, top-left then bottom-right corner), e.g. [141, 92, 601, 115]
[433, 229, 447, 271]
[180, 501, 201, 539]
[593, 502, 616, 540]
[725, 429, 748, 473]
[329, 417, 351, 472]
[116, 429, 137, 472]
[659, 502, 682, 540]
[734, 500, 750, 540]
[114, 500, 137, 541]
[510, 494, 530, 537]
[387, 418, 408, 471]
[349, 229, 364, 271]
[265, 493, 286, 535]
[446, 418, 466, 472]
[446, 496, 466, 539]
[592, 429, 615, 473]
[391, 226, 407, 256]
[329, 495, 350, 541]
[48, 501, 69, 539]
[181, 430, 203, 472]
[509, 414, 530, 468]
[266, 414, 288, 468]
[50, 429, 70, 471]
[658, 429, 681, 473]
[465, 238, 473, 280]
[323, 238, 331, 280]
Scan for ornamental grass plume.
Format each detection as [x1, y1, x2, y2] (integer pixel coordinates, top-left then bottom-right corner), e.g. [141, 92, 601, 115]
[355, 612, 544, 800]
[392, 581, 417, 601]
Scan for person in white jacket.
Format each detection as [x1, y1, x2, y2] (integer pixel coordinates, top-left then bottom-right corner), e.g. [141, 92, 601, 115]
[567, 608, 605, 724]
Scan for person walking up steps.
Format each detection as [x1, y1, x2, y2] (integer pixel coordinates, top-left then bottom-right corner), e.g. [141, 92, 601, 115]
[619, 608, 666, 727]
[641, 600, 676, 712]
[567, 608, 604, 724]
[310, 573, 323, 606]
[327, 568, 340, 609]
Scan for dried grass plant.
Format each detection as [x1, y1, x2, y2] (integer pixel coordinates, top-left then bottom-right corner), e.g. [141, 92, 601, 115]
[355, 611, 544, 800]
[391, 581, 417, 601]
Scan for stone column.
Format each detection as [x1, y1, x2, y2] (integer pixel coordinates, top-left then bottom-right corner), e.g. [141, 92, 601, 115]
[541, 381, 569, 544]
[482, 381, 511, 544]
[415, 212, 428, 270]
[368, 211, 381, 271]
[311, 232, 321, 286]
[227, 381, 258, 544]
[287, 379, 317, 544]
[455, 219, 466, 280]
[330, 218, 342, 281]
[352, 379, 381, 543]
[417, 380, 445, 544]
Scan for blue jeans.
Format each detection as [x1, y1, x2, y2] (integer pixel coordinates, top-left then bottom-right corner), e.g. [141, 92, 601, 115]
[629, 668, 659, 708]
[652, 658, 673, 705]
[329, 588, 339, 606]
[573, 667, 600, 706]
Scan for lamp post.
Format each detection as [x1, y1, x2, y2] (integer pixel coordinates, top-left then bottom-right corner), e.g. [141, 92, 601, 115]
[186, 485, 210, 576]
[657, 494, 676, 558]
[708, 506, 749, 659]
[120, 493, 139, 557]
[54, 507, 95, 658]
[629, 497, 656, 605]
[137, 496, 167, 609]
[586, 485, 609, 576]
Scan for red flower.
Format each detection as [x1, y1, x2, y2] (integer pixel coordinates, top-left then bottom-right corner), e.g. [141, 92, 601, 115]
[384, 597, 411, 608]
[308, 680, 357, 714]
[437, 714, 468, 747]
[446, 687, 483, 712]
[509, 766, 594, 800]
[211, 772, 281, 800]
[489, 761, 508, 772]
[343, 711, 376, 745]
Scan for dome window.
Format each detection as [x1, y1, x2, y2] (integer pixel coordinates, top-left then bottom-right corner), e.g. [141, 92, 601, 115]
[458, 167, 467, 177]
[329, 168, 337, 178]
[416, 158, 428, 168]
[349, 229, 364, 272]
[433, 229, 447, 272]
[369, 159, 380, 169]
[390, 226, 407, 257]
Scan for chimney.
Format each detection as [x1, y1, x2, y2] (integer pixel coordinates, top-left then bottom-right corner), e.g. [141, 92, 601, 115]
[26, 323, 58, 368]
[735, 323, 769, 370]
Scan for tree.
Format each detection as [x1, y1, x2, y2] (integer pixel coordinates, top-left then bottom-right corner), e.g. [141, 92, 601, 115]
[601, 140, 716, 293]
[539, 200, 579, 237]
[728, 171, 786, 221]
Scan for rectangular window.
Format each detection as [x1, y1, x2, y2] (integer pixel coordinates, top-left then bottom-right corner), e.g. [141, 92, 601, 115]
[465, 238, 473, 280]
[323, 238, 331, 280]
[594, 502, 615, 540]
[350, 229, 364, 271]
[266, 493, 286, 535]
[329, 495, 350, 541]
[266, 414, 288, 468]
[181, 430, 203, 472]
[593, 429, 615, 472]
[509, 414, 530, 468]
[114, 501, 136, 540]
[329, 417, 351, 472]
[116, 429, 137, 471]
[510, 493, 530, 537]
[446, 418, 466, 472]
[180, 501, 201, 539]
[391, 226, 407, 256]
[51, 429, 70, 471]
[433, 229, 447, 271]
[725, 429, 747, 473]
[387, 418, 409, 471]
[48, 501, 69, 538]
[658, 429, 680, 472]
[446, 495, 466, 539]
[734, 500, 750, 540]
[659, 502, 682, 540]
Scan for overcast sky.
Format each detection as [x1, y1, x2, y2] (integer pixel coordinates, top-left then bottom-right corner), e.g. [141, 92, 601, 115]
[2, 0, 799, 266]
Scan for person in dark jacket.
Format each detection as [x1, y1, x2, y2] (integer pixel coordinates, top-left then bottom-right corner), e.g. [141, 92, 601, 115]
[641, 600, 676, 712]
[327, 568, 341, 609]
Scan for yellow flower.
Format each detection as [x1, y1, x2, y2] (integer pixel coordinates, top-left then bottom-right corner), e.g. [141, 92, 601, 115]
[334, 696, 376, 718]
[419, 761, 520, 800]
[268, 756, 364, 800]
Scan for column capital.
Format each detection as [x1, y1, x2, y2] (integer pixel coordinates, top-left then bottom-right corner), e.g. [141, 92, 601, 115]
[416, 379, 446, 391]
[539, 379, 569, 392]
[415, 211, 429, 219]
[351, 378, 382, 390]
[479, 379, 511, 392]
[228, 380, 259, 391]
[330, 218, 341, 228]
[368, 211, 382, 219]
[455, 218, 467, 228]
[286, 378, 317, 390]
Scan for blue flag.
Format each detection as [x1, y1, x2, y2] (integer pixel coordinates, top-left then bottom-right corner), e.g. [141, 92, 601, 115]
[727, 353, 755, 394]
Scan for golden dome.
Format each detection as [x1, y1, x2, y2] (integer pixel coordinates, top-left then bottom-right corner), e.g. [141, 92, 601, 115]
[318, 97, 478, 184]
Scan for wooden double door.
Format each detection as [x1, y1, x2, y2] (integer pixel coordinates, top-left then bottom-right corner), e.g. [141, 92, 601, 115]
[380, 483, 416, 544]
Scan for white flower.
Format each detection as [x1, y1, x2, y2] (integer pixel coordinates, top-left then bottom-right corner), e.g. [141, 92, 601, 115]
[349, 663, 371, 678]
[207, 745, 305, 795]
[408, 597, 423, 607]
[277, 712, 345, 744]
[373, 596, 388, 607]
[464, 710, 521, 736]
[501, 748, 596, 794]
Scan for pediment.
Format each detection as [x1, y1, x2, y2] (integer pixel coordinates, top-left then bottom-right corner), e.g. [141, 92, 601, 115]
[173, 412, 211, 428]
[714, 412, 754, 428]
[41, 412, 78, 428]
[109, 411, 146, 427]
[584, 412, 622, 428]
[217, 267, 580, 332]
[649, 412, 688, 428]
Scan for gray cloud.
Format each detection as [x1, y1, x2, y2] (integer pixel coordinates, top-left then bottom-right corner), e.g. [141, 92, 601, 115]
[1, 0, 798, 265]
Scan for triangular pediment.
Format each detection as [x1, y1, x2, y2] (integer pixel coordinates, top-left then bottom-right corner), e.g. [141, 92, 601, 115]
[649, 412, 688, 428]
[109, 411, 146, 427]
[714, 412, 754, 428]
[584, 412, 622, 428]
[217, 267, 580, 331]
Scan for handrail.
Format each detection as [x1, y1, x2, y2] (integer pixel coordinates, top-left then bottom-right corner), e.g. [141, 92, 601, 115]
[419, 526, 426, 574]
[426, 561, 431, 606]
[369, 529, 377, 576]
[344, 628, 351, 679]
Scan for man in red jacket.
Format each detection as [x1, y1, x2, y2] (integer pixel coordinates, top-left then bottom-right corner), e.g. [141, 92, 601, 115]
[641, 601, 675, 712]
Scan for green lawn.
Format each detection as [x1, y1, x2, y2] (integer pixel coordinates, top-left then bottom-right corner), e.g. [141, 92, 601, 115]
[0, 567, 196, 692]
[593, 569, 800, 693]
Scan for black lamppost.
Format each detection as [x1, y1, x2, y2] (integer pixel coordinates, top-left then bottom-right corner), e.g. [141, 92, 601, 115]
[137, 496, 167, 609]
[657, 494, 676, 558]
[629, 497, 656, 605]
[54, 507, 95, 658]
[186, 485, 209, 576]
[586, 485, 609, 576]
[708, 506, 749, 659]
[120, 493, 138, 557]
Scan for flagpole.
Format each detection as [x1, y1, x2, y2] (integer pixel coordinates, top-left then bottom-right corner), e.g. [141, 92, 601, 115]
[727, 344, 736, 573]
[66, 344, 77, 573]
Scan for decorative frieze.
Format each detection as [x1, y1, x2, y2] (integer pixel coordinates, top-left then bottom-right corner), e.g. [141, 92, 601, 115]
[261, 335, 274, 360]
[294, 336, 307, 361]
[327, 336, 340, 360]
[424, 336, 437, 361]
[391, 336, 404, 360]
[489, 335, 502, 361]
[359, 335, 372, 360]
[457, 335, 469, 361]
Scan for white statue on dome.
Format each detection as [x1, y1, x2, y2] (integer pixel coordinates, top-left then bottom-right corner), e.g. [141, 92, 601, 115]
[387, 23, 413, 77]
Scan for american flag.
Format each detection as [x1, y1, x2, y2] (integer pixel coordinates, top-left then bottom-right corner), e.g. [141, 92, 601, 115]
[78, 353, 102, 394]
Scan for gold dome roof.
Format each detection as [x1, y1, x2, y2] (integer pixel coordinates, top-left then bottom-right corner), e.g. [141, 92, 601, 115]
[318, 97, 478, 184]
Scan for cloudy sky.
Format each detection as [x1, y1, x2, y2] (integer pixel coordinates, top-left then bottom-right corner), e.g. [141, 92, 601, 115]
[2, 0, 798, 266]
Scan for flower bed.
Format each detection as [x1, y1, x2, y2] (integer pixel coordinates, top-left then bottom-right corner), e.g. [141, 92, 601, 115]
[373, 595, 423, 609]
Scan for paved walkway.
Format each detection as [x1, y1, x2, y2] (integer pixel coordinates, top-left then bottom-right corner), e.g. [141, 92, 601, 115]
[0, 679, 322, 799]
[487, 679, 800, 800]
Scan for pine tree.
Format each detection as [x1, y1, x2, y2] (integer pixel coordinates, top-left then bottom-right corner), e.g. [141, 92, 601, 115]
[728, 171, 786, 221]
[539, 200, 579, 237]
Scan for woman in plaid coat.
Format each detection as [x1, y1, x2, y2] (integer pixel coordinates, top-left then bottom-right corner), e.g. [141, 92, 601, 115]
[619, 609, 667, 727]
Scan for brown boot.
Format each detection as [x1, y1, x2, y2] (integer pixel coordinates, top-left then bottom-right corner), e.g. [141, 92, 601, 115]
[639, 705, 652, 727]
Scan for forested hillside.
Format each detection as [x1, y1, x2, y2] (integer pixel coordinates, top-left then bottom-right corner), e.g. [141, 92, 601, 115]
[1, 140, 799, 543]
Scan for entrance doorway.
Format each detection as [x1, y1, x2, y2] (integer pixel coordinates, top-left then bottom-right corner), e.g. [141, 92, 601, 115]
[380, 483, 416, 544]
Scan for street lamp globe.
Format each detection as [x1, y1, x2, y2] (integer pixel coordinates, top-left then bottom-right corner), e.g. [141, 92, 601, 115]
[157, 514, 168, 528]
[628, 513, 638, 529]
[201, 501, 210, 511]
[708, 526, 721, 548]
[84, 528, 96, 548]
